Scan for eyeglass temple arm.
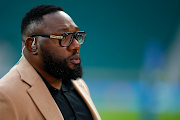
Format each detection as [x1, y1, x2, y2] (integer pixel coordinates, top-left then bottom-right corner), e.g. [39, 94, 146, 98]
[29, 34, 63, 39]
[50, 35, 63, 39]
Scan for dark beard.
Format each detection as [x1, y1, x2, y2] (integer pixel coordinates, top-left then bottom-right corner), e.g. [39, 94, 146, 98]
[40, 44, 83, 82]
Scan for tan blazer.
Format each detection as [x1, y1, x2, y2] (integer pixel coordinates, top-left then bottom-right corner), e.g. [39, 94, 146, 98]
[0, 56, 101, 120]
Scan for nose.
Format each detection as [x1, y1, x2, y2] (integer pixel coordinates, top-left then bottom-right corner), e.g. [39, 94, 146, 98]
[68, 38, 80, 51]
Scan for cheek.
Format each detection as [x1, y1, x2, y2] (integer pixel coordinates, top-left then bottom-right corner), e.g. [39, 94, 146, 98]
[55, 47, 71, 59]
[45, 40, 72, 61]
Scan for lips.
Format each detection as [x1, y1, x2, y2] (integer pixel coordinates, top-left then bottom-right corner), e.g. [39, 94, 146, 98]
[69, 54, 80, 64]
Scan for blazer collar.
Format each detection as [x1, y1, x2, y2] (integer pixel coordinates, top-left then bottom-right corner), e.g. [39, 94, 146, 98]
[16, 56, 64, 120]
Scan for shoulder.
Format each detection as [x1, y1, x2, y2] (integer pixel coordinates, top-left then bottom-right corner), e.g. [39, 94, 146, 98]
[0, 65, 20, 84]
[0, 65, 23, 90]
[0, 64, 30, 99]
[0, 89, 18, 120]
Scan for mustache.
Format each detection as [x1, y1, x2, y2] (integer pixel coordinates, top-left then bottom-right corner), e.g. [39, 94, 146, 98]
[67, 50, 80, 61]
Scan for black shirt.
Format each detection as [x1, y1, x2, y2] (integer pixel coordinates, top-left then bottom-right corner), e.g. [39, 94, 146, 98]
[39, 73, 93, 120]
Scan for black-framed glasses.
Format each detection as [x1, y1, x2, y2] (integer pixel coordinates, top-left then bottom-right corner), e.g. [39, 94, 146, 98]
[29, 31, 86, 47]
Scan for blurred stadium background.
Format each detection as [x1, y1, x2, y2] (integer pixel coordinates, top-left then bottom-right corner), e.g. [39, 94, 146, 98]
[1, 0, 180, 119]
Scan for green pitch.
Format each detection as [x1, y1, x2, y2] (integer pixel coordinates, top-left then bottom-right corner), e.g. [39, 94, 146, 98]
[99, 111, 180, 120]
[99, 111, 139, 120]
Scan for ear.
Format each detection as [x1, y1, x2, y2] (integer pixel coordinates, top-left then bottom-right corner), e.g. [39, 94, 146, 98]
[25, 37, 38, 55]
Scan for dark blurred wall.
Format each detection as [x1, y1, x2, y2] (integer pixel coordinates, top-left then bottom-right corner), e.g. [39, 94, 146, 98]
[0, 0, 180, 79]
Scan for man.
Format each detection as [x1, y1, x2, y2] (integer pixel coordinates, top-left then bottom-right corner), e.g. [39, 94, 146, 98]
[0, 5, 101, 120]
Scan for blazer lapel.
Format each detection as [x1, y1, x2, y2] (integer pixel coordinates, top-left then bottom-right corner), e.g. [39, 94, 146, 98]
[72, 79, 101, 120]
[16, 56, 64, 120]
[27, 77, 64, 120]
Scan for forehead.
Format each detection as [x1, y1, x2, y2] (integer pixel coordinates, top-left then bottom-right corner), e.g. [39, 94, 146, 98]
[42, 11, 78, 34]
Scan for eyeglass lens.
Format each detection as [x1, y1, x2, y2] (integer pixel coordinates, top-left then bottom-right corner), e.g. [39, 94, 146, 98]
[60, 32, 85, 46]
